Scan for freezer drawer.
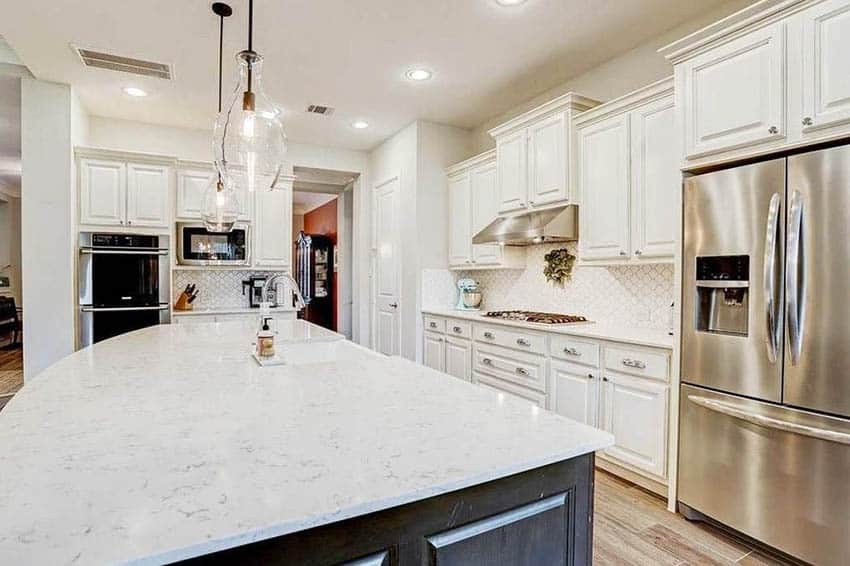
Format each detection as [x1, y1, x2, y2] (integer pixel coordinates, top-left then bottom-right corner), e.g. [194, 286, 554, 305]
[678, 384, 850, 566]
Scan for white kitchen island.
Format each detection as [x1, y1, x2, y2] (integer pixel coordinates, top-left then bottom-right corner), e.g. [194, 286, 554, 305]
[0, 320, 612, 565]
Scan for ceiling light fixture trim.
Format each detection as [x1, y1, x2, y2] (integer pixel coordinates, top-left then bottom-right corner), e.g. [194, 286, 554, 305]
[405, 68, 433, 81]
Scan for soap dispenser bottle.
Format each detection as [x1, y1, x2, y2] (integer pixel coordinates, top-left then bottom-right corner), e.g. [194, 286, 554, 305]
[256, 317, 275, 358]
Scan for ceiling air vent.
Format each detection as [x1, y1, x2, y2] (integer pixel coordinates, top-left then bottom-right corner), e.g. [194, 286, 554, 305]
[306, 104, 335, 116]
[74, 46, 172, 79]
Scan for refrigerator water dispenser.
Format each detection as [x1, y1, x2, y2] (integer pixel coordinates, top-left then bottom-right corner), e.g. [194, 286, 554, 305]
[695, 255, 749, 336]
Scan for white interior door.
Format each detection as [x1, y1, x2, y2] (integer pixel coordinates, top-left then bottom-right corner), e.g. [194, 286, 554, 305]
[374, 176, 401, 356]
[800, 0, 850, 134]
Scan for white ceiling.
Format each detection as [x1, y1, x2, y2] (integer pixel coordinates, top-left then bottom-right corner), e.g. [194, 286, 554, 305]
[292, 191, 337, 215]
[3, 0, 736, 151]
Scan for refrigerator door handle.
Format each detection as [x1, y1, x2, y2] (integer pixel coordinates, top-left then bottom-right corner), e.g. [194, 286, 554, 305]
[763, 193, 781, 363]
[786, 190, 805, 365]
[688, 395, 850, 445]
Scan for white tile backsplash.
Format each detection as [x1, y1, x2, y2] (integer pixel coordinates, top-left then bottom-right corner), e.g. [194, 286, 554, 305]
[173, 270, 281, 310]
[449, 243, 674, 330]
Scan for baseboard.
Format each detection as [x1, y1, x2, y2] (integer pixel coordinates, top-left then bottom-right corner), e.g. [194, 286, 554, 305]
[595, 457, 668, 498]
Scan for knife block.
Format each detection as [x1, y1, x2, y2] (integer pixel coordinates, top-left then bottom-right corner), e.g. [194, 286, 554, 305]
[174, 292, 194, 311]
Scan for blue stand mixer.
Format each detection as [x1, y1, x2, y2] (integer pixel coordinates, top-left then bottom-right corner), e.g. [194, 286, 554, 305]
[455, 278, 482, 311]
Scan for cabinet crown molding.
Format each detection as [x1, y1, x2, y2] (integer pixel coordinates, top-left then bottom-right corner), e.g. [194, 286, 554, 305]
[658, 0, 813, 64]
[574, 78, 674, 128]
[74, 146, 177, 165]
[446, 149, 496, 176]
[488, 92, 600, 138]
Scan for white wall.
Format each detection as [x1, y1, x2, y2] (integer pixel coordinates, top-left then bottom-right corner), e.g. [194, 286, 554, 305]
[368, 120, 472, 360]
[87, 116, 373, 346]
[20, 79, 87, 378]
[0, 193, 21, 304]
[469, 0, 753, 152]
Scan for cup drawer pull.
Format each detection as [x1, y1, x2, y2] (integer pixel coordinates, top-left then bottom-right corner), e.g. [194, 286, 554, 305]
[515, 367, 529, 376]
[453, 326, 462, 333]
[429, 321, 438, 328]
[482, 357, 493, 366]
[483, 331, 495, 339]
[563, 347, 581, 357]
[622, 358, 646, 369]
[516, 338, 531, 347]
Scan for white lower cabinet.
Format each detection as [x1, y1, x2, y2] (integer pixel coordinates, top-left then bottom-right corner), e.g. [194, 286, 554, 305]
[550, 360, 598, 427]
[172, 311, 297, 325]
[476, 372, 547, 407]
[444, 337, 472, 381]
[423, 331, 445, 372]
[599, 372, 668, 479]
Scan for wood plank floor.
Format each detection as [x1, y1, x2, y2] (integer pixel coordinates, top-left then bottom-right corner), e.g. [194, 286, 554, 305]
[0, 344, 23, 406]
[594, 470, 798, 566]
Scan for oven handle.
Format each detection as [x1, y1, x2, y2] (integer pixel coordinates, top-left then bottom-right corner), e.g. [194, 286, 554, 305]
[80, 304, 169, 313]
[688, 395, 850, 445]
[81, 248, 169, 256]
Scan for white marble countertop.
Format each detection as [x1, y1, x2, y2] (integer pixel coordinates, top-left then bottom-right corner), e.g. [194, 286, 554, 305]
[0, 320, 612, 565]
[172, 306, 297, 316]
[422, 308, 675, 349]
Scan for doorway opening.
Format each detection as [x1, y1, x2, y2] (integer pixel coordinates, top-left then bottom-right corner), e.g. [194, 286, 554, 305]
[292, 166, 355, 338]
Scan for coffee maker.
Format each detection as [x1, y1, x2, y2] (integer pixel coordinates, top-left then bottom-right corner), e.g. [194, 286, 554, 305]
[242, 275, 275, 308]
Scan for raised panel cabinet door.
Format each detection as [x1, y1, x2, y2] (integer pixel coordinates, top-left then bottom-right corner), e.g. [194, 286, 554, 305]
[600, 372, 668, 479]
[800, 0, 850, 134]
[577, 114, 631, 261]
[630, 96, 677, 259]
[447, 173, 472, 267]
[682, 22, 786, 158]
[444, 337, 472, 381]
[528, 111, 568, 207]
[79, 158, 126, 226]
[551, 361, 598, 427]
[423, 331, 445, 372]
[176, 168, 213, 219]
[254, 184, 293, 267]
[126, 163, 170, 228]
[496, 130, 528, 213]
[469, 160, 501, 265]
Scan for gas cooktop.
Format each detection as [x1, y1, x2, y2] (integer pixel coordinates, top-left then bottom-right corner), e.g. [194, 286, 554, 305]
[482, 310, 589, 325]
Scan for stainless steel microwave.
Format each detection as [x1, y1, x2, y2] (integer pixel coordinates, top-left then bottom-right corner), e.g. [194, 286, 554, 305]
[176, 223, 250, 266]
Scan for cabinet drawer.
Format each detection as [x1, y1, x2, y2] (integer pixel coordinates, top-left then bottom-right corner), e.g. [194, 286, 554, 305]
[474, 344, 546, 393]
[604, 345, 669, 382]
[445, 319, 472, 339]
[474, 323, 546, 355]
[423, 315, 445, 334]
[550, 335, 600, 367]
[475, 372, 546, 408]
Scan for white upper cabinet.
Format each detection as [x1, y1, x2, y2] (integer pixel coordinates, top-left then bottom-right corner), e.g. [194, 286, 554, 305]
[176, 167, 213, 220]
[254, 179, 293, 269]
[578, 113, 631, 261]
[447, 172, 472, 267]
[800, 0, 850, 134]
[126, 163, 170, 228]
[630, 96, 678, 259]
[576, 79, 676, 264]
[662, 0, 850, 168]
[469, 160, 501, 266]
[680, 23, 786, 159]
[489, 93, 598, 215]
[527, 112, 567, 206]
[445, 151, 525, 271]
[78, 150, 172, 229]
[495, 130, 527, 213]
[80, 158, 126, 226]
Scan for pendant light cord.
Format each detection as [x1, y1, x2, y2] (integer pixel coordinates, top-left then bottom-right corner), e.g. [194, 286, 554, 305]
[216, 7, 226, 188]
[246, 0, 254, 93]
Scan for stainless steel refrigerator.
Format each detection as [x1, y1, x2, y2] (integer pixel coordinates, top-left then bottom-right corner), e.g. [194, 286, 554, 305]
[680, 144, 850, 565]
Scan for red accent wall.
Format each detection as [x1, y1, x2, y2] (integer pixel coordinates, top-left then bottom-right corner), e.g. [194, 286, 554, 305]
[304, 198, 338, 331]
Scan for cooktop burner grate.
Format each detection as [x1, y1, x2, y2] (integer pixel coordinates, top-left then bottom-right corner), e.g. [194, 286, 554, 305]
[483, 310, 589, 324]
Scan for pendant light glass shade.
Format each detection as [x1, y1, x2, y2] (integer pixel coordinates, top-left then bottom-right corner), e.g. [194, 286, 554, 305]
[201, 176, 240, 233]
[213, 51, 286, 193]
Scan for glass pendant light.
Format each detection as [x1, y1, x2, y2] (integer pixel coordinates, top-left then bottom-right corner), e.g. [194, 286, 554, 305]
[212, 0, 286, 192]
[202, 2, 240, 233]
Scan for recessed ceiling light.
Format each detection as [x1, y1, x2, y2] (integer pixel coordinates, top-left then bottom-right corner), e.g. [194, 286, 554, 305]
[495, 0, 527, 5]
[122, 86, 148, 97]
[352, 120, 369, 129]
[405, 68, 432, 81]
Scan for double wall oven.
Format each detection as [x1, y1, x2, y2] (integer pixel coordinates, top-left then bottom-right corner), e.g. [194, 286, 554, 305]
[680, 145, 850, 565]
[78, 233, 170, 346]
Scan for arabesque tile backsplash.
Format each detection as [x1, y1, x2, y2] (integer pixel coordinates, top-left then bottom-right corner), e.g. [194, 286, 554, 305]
[173, 270, 280, 310]
[424, 243, 674, 330]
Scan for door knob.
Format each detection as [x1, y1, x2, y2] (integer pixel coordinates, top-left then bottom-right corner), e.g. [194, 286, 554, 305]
[389, 302, 398, 309]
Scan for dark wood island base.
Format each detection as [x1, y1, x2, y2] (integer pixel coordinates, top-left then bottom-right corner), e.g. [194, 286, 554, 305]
[182, 453, 595, 566]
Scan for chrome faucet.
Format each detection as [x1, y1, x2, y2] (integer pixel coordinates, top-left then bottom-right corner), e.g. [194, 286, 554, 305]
[261, 272, 306, 310]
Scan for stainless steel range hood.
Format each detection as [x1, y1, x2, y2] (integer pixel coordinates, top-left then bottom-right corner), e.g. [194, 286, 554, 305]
[472, 204, 578, 246]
